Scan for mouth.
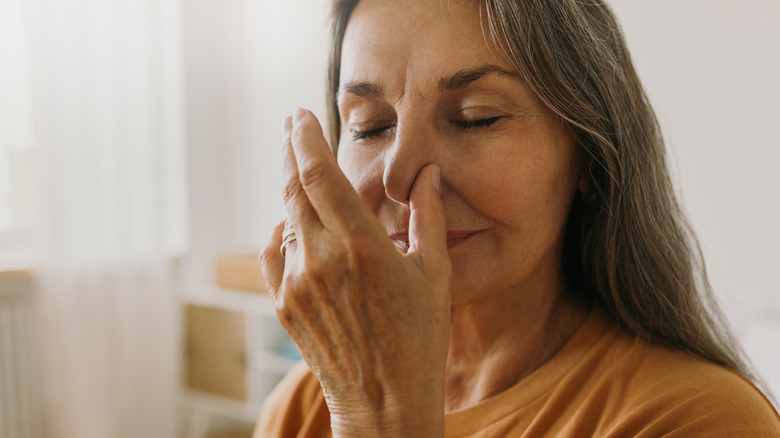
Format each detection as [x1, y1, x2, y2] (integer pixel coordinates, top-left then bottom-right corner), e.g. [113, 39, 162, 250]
[389, 230, 480, 253]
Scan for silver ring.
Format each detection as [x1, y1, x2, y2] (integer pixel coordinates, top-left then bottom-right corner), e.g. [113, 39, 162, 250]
[280, 229, 297, 258]
[282, 227, 296, 241]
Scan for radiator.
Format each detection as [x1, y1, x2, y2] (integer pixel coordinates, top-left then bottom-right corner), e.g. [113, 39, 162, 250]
[0, 292, 39, 438]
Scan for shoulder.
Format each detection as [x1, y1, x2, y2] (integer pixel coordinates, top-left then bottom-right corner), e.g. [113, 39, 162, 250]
[602, 333, 780, 436]
[254, 361, 331, 438]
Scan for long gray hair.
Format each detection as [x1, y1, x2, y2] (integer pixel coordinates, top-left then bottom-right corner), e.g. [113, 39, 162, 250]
[325, 0, 762, 391]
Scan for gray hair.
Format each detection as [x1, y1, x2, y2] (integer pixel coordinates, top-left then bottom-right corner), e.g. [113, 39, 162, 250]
[325, 0, 764, 394]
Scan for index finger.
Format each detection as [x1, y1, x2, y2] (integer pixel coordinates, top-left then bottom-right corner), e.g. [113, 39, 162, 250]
[282, 115, 323, 240]
[290, 108, 380, 233]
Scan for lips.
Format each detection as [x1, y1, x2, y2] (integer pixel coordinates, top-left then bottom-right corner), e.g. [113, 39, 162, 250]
[389, 230, 480, 252]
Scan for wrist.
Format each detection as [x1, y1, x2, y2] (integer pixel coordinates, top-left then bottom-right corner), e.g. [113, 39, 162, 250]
[325, 388, 445, 438]
[329, 408, 444, 438]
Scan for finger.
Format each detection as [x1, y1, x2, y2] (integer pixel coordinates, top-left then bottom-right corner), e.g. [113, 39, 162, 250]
[282, 115, 323, 238]
[407, 164, 449, 274]
[259, 221, 286, 303]
[290, 108, 380, 233]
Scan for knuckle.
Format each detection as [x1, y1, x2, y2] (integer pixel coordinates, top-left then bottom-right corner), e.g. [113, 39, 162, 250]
[272, 301, 296, 331]
[301, 254, 330, 281]
[258, 252, 269, 271]
[346, 233, 380, 260]
[258, 245, 275, 268]
[278, 279, 313, 314]
[282, 126, 293, 144]
[281, 180, 305, 206]
[298, 157, 332, 188]
[311, 240, 350, 270]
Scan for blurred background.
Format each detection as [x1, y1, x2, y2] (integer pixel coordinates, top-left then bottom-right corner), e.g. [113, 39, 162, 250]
[0, 0, 777, 437]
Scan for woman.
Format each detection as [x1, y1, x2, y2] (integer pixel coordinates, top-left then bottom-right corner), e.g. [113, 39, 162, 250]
[256, 0, 780, 436]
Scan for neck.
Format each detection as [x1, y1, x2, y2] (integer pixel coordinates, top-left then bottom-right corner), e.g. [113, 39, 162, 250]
[443, 277, 588, 413]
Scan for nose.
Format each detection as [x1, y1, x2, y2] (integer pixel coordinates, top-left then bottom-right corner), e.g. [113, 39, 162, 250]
[382, 119, 436, 205]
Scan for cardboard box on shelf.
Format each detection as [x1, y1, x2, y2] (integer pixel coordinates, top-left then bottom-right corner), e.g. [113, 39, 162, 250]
[215, 254, 267, 293]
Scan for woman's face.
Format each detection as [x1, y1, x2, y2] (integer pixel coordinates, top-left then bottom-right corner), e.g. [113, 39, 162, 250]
[337, 0, 585, 305]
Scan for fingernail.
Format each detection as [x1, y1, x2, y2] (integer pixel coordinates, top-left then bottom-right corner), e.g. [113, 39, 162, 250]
[431, 165, 441, 193]
[293, 108, 307, 123]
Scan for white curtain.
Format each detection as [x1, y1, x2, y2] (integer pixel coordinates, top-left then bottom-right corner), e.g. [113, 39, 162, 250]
[20, 0, 189, 436]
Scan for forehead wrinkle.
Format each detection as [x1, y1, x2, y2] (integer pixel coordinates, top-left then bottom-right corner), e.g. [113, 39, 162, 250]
[340, 1, 503, 107]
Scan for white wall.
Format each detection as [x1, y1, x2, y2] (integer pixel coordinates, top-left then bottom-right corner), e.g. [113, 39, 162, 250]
[182, 0, 328, 285]
[183, 0, 780, 398]
[609, 0, 780, 398]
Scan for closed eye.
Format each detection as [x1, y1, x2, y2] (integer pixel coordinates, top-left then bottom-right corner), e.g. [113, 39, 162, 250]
[453, 116, 501, 129]
[351, 116, 500, 141]
[351, 125, 393, 141]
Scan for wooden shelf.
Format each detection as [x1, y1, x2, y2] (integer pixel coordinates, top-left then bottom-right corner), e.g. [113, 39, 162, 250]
[181, 284, 276, 317]
[184, 389, 262, 423]
[247, 350, 300, 375]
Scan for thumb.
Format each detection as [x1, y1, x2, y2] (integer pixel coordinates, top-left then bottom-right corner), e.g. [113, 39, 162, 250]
[407, 164, 448, 272]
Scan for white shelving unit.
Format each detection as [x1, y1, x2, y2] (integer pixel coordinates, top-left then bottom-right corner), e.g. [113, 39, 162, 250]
[181, 284, 300, 438]
[184, 389, 263, 424]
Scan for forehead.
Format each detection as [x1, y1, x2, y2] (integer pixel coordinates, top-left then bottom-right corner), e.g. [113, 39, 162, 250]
[340, 0, 510, 93]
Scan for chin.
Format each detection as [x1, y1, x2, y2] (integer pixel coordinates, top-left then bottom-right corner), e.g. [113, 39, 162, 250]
[447, 270, 485, 307]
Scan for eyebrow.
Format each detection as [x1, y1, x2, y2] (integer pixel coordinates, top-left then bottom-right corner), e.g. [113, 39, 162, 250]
[339, 64, 521, 99]
[438, 64, 521, 93]
[342, 81, 384, 98]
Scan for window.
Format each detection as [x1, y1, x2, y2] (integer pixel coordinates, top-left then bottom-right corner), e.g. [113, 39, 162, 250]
[0, 0, 35, 268]
[0, 149, 32, 234]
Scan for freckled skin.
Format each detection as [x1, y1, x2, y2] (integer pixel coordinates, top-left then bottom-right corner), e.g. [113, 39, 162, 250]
[260, 0, 591, 433]
[337, 0, 586, 307]
[337, 0, 591, 414]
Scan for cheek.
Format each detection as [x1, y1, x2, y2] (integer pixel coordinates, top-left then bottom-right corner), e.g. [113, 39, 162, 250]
[451, 142, 580, 231]
[338, 149, 386, 213]
[450, 152, 535, 220]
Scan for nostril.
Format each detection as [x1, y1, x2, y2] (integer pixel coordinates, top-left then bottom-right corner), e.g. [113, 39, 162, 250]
[383, 166, 411, 206]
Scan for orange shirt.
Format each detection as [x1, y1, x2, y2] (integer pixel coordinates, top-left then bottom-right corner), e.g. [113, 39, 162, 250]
[256, 308, 780, 437]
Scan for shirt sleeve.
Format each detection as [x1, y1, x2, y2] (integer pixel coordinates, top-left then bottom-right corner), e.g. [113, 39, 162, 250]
[608, 368, 780, 437]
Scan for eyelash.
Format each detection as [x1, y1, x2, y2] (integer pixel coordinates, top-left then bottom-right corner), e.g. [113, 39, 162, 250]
[352, 126, 392, 141]
[350, 116, 502, 141]
[454, 116, 501, 129]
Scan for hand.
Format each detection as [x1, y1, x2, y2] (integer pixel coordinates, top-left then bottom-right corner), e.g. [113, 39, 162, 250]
[259, 108, 452, 437]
